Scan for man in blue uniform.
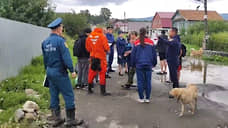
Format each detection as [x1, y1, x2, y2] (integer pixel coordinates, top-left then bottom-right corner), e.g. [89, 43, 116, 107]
[116, 31, 127, 76]
[159, 27, 181, 98]
[42, 18, 83, 127]
[106, 26, 115, 73]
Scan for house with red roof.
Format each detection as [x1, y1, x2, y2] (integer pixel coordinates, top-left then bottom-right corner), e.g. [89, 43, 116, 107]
[151, 12, 174, 37]
[172, 9, 224, 31]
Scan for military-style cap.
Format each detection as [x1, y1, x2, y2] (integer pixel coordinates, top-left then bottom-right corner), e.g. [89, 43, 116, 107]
[48, 17, 63, 29]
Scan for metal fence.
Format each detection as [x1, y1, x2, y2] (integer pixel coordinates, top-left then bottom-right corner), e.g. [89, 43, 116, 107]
[0, 17, 50, 82]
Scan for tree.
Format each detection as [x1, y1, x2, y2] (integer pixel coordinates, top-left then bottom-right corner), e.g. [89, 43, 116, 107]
[0, 0, 55, 27]
[79, 9, 106, 25]
[100, 8, 112, 22]
[80, 9, 90, 17]
[60, 13, 89, 38]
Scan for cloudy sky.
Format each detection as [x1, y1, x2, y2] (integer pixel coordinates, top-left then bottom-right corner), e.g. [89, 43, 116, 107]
[53, 0, 227, 19]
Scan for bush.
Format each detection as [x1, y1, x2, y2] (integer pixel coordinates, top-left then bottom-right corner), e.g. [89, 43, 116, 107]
[181, 31, 204, 47]
[208, 32, 228, 52]
[57, 13, 89, 37]
[181, 21, 228, 52]
[186, 21, 228, 35]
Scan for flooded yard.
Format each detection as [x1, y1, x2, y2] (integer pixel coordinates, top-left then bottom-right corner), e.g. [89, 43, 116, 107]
[181, 58, 228, 89]
[159, 57, 228, 107]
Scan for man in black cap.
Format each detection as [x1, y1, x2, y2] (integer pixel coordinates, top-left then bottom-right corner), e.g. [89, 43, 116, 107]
[42, 17, 83, 127]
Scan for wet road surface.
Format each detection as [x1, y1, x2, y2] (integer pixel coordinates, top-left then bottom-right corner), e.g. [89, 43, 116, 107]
[68, 54, 228, 128]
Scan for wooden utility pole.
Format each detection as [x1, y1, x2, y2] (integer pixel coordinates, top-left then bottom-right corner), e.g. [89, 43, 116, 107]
[203, 0, 208, 85]
[203, 0, 208, 50]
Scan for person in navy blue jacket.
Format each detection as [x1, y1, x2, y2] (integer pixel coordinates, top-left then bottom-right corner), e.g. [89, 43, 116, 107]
[106, 26, 115, 73]
[131, 28, 157, 103]
[158, 27, 181, 98]
[42, 18, 83, 127]
[116, 31, 127, 76]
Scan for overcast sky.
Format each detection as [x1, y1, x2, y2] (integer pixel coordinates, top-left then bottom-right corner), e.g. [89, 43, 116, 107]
[53, 0, 227, 19]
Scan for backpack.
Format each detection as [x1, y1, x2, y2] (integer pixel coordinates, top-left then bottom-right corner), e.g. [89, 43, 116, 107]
[181, 44, 187, 57]
[73, 38, 82, 57]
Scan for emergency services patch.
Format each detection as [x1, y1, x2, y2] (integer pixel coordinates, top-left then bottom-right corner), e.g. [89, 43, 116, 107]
[64, 42, 69, 48]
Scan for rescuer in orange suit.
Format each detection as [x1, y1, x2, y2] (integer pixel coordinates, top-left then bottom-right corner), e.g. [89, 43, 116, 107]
[86, 28, 111, 96]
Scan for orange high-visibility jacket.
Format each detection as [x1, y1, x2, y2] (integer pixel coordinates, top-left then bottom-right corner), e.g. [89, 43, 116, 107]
[86, 28, 110, 61]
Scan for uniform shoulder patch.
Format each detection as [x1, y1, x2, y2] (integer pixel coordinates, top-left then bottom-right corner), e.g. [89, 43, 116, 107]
[64, 42, 69, 48]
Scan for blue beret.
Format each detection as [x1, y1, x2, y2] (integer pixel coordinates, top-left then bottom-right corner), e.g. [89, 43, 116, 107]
[48, 18, 63, 29]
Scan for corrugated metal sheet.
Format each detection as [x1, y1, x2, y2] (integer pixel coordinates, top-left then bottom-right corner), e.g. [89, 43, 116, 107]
[0, 17, 50, 81]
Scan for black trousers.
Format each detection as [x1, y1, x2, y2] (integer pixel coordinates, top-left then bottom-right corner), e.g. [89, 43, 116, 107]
[167, 61, 179, 88]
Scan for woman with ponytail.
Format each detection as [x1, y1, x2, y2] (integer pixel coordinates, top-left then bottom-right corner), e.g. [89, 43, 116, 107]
[131, 28, 157, 103]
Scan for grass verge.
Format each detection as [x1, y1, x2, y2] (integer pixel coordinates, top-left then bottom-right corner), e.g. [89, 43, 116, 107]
[0, 34, 77, 127]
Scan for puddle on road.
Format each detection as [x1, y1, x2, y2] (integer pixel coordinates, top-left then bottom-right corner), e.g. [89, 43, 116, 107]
[182, 58, 228, 106]
[208, 91, 228, 106]
[181, 58, 228, 89]
[155, 57, 228, 106]
[96, 116, 107, 123]
[108, 120, 139, 128]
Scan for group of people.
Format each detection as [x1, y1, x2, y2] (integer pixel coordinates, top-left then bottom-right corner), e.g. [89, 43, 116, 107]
[41, 17, 182, 127]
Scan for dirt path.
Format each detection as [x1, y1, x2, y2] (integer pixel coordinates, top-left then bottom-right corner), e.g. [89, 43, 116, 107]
[72, 71, 228, 128]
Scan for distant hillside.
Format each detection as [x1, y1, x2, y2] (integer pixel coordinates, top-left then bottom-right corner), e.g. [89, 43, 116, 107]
[221, 14, 228, 21]
[127, 16, 153, 22]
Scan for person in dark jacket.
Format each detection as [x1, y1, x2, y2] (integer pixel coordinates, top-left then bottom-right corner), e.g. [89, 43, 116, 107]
[156, 30, 168, 75]
[131, 28, 157, 103]
[122, 31, 138, 89]
[106, 26, 115, 72]
[116, 31, 127, 76]
[158, 27, 181, 98]
[74, 28, 91, 89]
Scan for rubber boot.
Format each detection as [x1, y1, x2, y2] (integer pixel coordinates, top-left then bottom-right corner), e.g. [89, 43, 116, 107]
[64, 108, 84, 128]
[88, 83, 94, 94]
[51, 108, 65, 127]
[100, 85, 111, 96]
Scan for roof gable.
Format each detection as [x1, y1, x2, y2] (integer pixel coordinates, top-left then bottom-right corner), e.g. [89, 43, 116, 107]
[173, 10, 224, 21]
[157, 12, 175, 19]
[152, 12, 174, 28]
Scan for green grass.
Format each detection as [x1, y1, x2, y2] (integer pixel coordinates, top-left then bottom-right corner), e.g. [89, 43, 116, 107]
[0, 34, 77, 126]
[0, 56, 49, 125]
[203, 55, 228, 65]
[184, 43, 228, 65]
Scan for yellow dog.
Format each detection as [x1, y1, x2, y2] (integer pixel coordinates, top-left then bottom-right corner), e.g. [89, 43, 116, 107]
[169, 84, 198, 117]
